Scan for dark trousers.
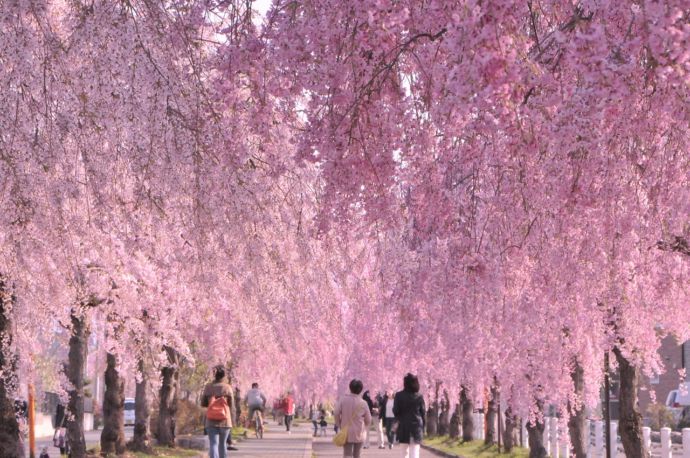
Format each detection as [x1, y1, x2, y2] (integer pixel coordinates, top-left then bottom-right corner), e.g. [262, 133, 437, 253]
[285, 415, 294, 431]
[384, 417, 396, 444]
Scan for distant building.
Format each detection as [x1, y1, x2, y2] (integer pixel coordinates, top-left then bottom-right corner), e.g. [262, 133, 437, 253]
[638, 335, 690, 416]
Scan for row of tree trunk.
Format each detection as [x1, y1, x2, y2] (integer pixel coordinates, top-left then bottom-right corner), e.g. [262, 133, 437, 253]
[428, 356, 645, 458]
[0, 276, 651, 458]
[57, 307, 179, 457]
[0, 292, 179, 457]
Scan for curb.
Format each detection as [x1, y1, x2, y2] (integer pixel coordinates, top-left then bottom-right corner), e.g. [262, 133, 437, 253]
[420, 443, 467, 458]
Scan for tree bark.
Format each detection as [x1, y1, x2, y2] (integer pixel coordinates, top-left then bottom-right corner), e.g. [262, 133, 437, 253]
[0, 276, 20, 455]
[613, 346, 645, 458]
[158, 346, 179, 447]
[568, 359, 587, 458]
[130, 358, 152, 452]
[449, 403, 460, 439]
[527, 418, 548, 458]
[503, 407, 518, 451]
[438, 389, 450, 435]
[426, 381, 440, 436]
[65, 309, 90, 458]
[460, 385, 474, 442]
[234, 386, 241, 422]
[485, 386, 498, 445]
[101, 352, 126, 455]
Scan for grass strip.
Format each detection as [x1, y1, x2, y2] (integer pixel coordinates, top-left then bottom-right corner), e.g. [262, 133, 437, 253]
[424, 436, 529, 457]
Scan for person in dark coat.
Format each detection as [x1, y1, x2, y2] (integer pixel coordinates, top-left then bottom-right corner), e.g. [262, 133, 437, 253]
[393, 373, 425, 458]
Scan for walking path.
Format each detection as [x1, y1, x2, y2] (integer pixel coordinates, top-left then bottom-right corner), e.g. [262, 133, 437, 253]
[228, 421, 312, 458]
[24, 426, 134, 457]
[311, 434, 436, 457]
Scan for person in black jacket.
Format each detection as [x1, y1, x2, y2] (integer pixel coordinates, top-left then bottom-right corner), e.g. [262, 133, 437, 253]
[393, 373, 426, 458]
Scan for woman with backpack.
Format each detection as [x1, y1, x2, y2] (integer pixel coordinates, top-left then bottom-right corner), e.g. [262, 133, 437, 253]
[201, 365, 234, 458]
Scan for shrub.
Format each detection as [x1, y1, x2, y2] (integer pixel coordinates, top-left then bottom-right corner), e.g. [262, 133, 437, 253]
[647, 403, 676, 430]
[176, 399, 206, 435]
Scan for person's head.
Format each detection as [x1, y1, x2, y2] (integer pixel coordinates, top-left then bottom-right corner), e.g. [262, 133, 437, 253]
[252, 382, 259, 389]
[213, 365, 225, 382]
[386, 389, 393, 398]
[349, 378, 364, 395]
[403, 373, 420, 393]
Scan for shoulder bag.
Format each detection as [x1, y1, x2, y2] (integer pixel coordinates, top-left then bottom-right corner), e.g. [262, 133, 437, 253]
[333, 402, 359, 447]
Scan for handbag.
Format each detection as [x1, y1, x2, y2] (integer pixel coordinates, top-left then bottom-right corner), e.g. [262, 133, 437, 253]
[333, 404, 359, 447]
[53, 428, 66, 447]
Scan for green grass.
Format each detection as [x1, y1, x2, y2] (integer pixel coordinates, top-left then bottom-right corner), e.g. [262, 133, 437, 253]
[232, 425, 249, 437]
[85, 445, 201, 458]
[132, 446, 200, 458]
[425, 436, 529, 457]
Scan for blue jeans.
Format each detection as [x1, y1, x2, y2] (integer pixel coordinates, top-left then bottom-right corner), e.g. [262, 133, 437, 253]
[208, 426, 231, 458]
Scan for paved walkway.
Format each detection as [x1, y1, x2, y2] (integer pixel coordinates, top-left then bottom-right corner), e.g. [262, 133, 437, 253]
[312, 434, 436, 458]
[25, 426, 134, 457]
[227, 421, 312, 458]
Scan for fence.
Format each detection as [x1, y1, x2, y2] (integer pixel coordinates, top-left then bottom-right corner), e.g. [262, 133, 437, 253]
[467, 413, 690, 457]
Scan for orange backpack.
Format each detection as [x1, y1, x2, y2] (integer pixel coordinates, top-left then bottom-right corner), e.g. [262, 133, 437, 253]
[206, 396, 230, 422]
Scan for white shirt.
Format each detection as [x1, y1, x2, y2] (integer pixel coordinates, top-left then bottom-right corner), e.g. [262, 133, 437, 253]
[385, 398, 395, 418]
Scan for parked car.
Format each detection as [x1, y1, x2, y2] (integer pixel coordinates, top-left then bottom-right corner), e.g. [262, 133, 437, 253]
[124, 398, 135, 426]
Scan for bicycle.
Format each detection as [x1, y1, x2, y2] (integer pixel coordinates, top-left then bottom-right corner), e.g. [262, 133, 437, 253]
[253, 409, 264, 439]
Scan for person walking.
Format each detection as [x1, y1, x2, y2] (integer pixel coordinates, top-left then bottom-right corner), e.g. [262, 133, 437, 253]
[53, 402, 69, 456]
[373, 392, 385, 449]
[381, 390, 396, 448]
[284, 391, 296, 433]
[201, 365, 234, 458]
[334, 379, 372, 458]
[393, 373, 426, 458]
[225, 373, 239, 451]
[362, 391, 375, 449]
[311, 405, 320, 436]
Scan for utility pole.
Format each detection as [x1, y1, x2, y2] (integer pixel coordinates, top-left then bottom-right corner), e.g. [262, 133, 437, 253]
[28, 384, 36, 458]
[604, 351, 612, 458]
[497, 397, 502, 452]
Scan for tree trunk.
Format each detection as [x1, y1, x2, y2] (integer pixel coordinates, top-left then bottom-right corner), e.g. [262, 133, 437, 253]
[131, 358, 152, 452]
[460, 385, 474, 442]
[527, 418, 548, 458]
[234, 386, 241, 423]
[449, 403, 460, 439]
[504, 407, 518, 451]
[613, 347, 645, 458]
[65, 309, 90, 458]
[101, 352, 126, 455]
[158, 346, 179, 447]
[568, 359, 587, 458]
[426, 381, 440, 436]
[426, 405, 438, 436]
[438, 389, 450, 435]
[485, 386, 498, 445]
[0, 276, 20, 455]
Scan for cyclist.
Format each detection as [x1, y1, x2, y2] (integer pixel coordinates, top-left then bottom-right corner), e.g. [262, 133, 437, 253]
[245, 383, 267, 431]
